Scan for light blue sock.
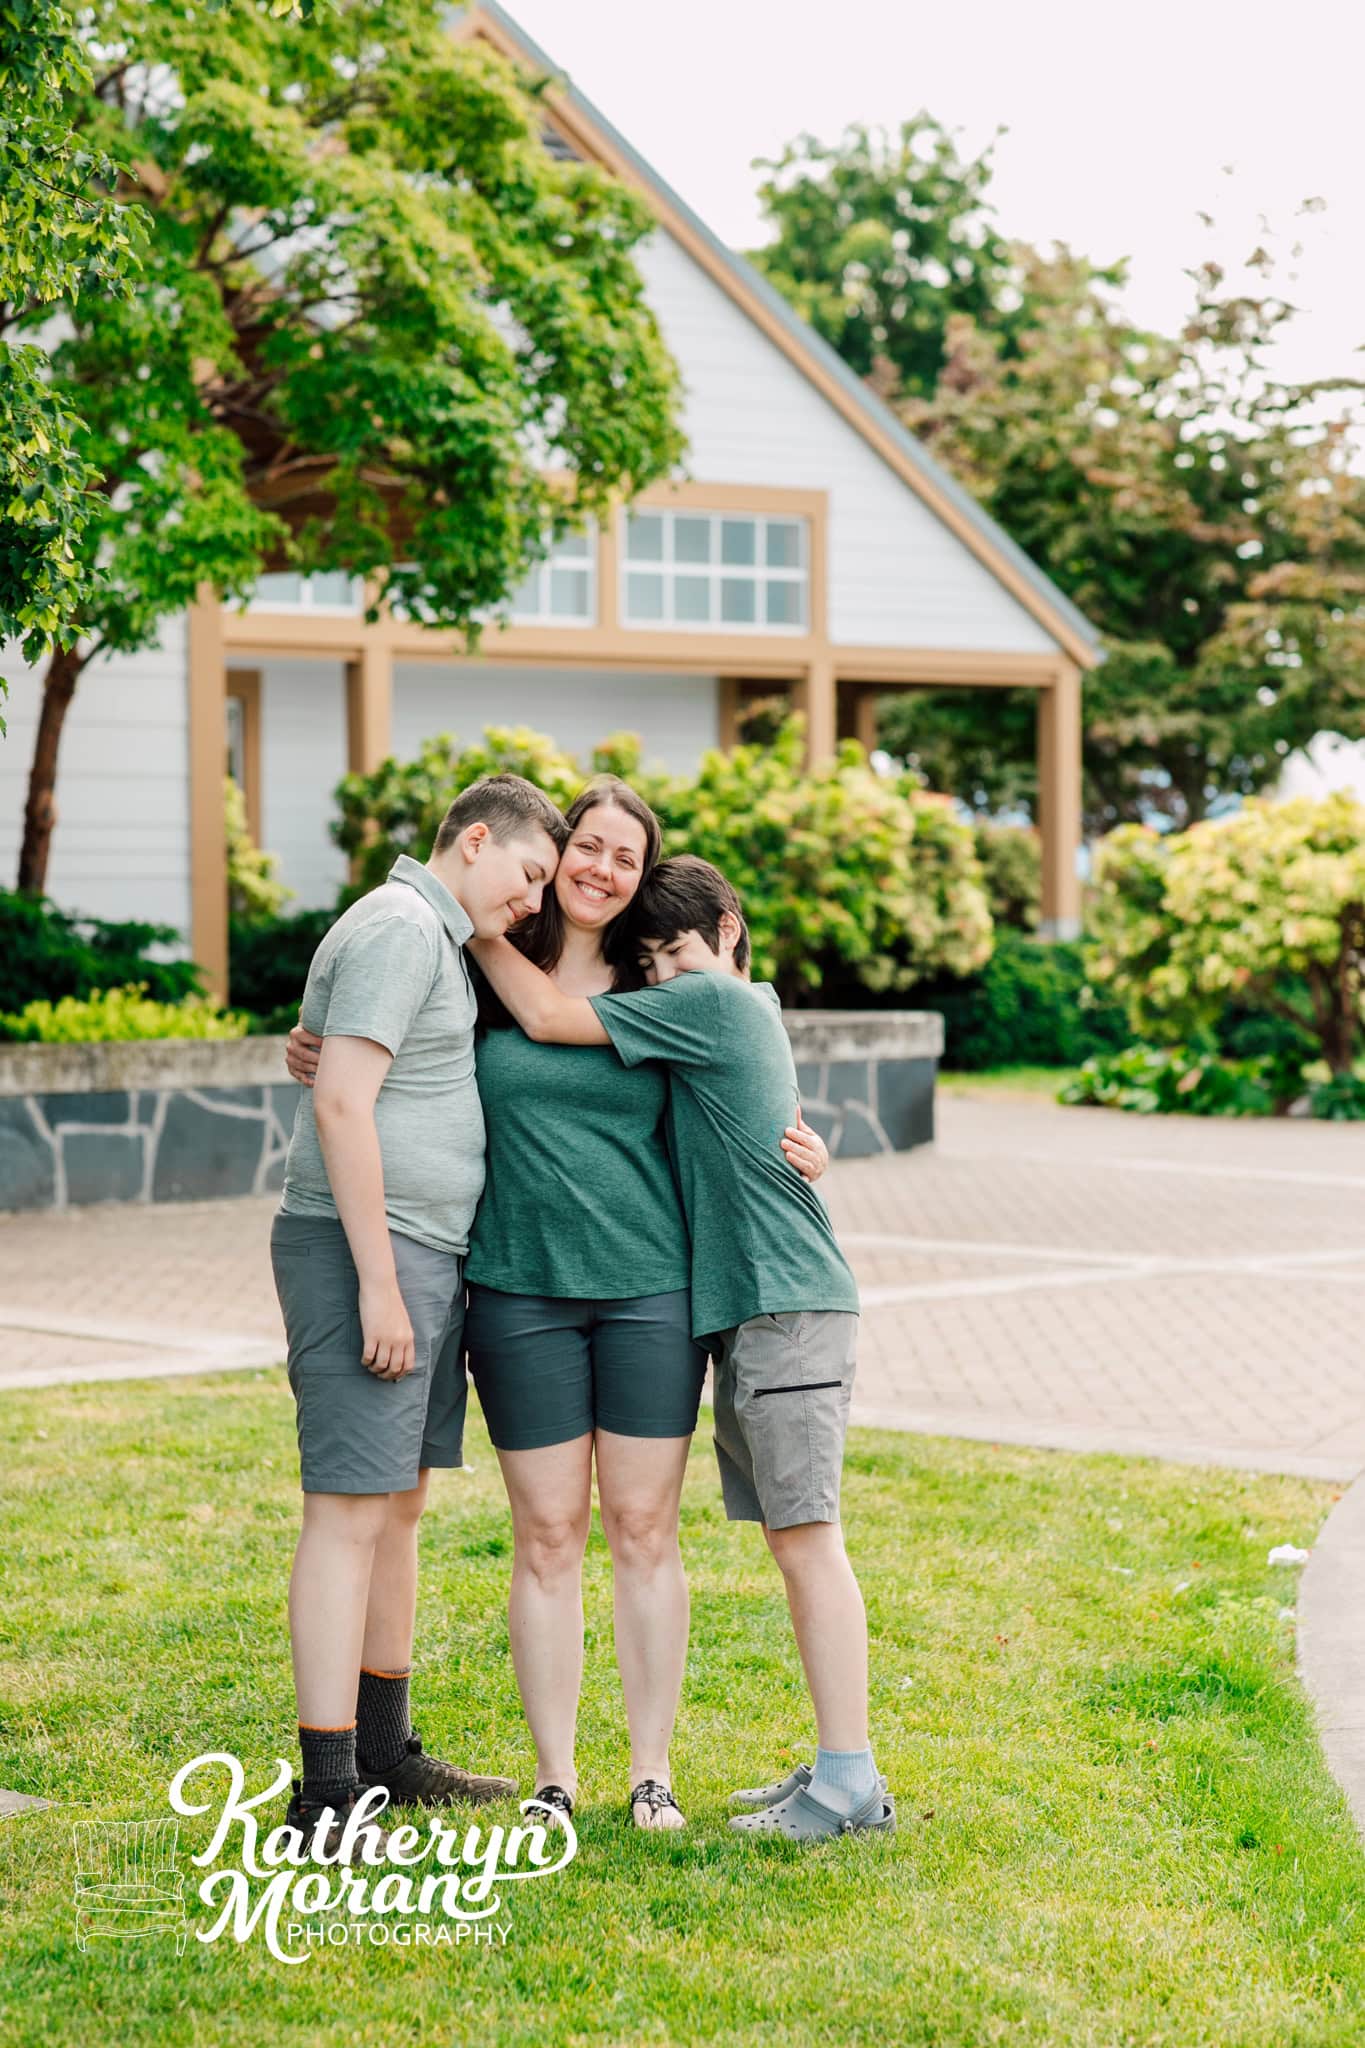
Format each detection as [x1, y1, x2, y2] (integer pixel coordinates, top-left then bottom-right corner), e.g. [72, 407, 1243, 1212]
[810, 1745, 879, 1815]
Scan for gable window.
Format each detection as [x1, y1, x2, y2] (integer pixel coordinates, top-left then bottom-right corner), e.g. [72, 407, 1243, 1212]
[622, 511, 808, 632]
[248, 571, 362, 613]
[505, 526, 595, 625]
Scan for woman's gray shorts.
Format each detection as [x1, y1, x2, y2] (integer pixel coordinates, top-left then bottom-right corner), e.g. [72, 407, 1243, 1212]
[708, 1310, 858, 1529]
[271, 1211, 467, 1495]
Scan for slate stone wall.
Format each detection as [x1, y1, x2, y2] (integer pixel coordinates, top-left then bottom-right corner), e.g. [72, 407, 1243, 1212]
[0, 1083, 303, 1211]
[0, 1012, 941, 1209]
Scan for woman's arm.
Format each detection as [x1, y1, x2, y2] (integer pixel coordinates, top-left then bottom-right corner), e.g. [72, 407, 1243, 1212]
[782, 1109, 830, 1183]
[467, 936, 610, 1045]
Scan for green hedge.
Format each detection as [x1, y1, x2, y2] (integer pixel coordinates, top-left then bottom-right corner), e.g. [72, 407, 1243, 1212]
[228, 909, 334, 1034]
[0, 891, 204, 1015]
[909, 931, 1131, 1071]
[0, 984, 249, 1045]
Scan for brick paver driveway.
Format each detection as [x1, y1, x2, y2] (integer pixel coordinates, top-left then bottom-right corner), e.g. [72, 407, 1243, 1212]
[3, 1091, 1362, 1479]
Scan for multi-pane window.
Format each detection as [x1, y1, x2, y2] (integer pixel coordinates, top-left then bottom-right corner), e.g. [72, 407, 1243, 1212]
[622, 511, 808, 631]
[248, 571, 363, 612]
[505, 528, 595, 625]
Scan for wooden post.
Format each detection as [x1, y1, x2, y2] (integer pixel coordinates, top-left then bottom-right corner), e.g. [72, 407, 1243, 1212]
[345, 639, 393, 777]
[345, 639, 394, 890]
[794, 656, 837, 767]
[1037, 661, 1083, 939]
[187, 588, 229, 1001]
[717, 679, 740, 751]
[853, 686, 879, 757]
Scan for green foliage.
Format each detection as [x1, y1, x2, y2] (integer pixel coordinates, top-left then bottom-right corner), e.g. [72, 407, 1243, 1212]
[972, 822, 1041, 931]
[749, 117, 1038, 400]
[328, 717, 993, 1004]
[1088, 794, 1365, 1078]
[0, 982, 249, 1042]
[332, 726, 588, 899]
[225, 776, 292, 919]
[13, 0, 685, 892]
[1308, 1072, 1365, 1122]
[227, 906, 334, 1032]
[755, 119, 1365, 829]
[0, 888, 203, 1013]
[1059, 1044, 1287, 1118]
[0, 1, 149, 667]
[652, 723, 992, 1002]
[909, 930, 1130, 1071]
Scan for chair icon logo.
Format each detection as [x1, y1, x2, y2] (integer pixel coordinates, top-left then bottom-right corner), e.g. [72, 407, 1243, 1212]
[73, 1818, 188, 1954]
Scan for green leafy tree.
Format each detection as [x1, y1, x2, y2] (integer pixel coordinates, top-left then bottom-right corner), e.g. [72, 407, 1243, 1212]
[888, 240, 1365, 827]
[0, 1, 148, 679]
[749, 116, 1043, 400]
[12, 0, 683, 893]
[1087, 794, 1365, 1077]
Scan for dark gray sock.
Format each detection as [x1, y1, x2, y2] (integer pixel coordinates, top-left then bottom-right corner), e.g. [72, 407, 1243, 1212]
[299, 1723, 358, 1809]
[356, 1667, 413, 1775]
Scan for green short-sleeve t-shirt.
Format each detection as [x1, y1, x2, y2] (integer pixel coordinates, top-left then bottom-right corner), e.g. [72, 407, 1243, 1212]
[465, 1022, 690, 1301]
[588, 972, 859, 1340]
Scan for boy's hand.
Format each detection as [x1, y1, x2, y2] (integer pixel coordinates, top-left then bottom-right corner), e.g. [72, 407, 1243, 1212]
[359, 1277, 415, 1379]
[782, 1109, 829, 1183]
[286, 1017, 322, 1085]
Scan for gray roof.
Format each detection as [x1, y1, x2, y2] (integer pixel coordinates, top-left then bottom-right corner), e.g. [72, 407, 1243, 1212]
[469, 1, 1102, 654]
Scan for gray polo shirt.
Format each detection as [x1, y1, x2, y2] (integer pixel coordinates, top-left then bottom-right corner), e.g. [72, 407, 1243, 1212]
[280, 856, 485, 1255]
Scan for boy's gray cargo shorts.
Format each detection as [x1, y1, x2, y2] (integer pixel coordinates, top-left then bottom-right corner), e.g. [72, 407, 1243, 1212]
[708, 1310, 857, 1529]
[271, 1211, 467, 1494]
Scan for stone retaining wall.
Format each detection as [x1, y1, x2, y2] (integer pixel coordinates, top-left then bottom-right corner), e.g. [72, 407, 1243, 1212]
[0, 1013, 941, 1212]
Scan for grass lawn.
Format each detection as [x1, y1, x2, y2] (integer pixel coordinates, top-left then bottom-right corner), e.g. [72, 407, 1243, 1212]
[938, 1065, 1077, 1099]
[1, 1372, 1362, 2048]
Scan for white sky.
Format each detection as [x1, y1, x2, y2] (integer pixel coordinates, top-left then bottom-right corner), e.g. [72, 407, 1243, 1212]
[504, 0, 1365, 406]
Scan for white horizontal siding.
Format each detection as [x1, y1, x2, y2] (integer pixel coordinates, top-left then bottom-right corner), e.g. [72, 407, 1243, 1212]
[251, 660, 351, 910]
[392, 664, 719, 777]
[0, 624, 192, 935]
[635, 230, 1060, 657]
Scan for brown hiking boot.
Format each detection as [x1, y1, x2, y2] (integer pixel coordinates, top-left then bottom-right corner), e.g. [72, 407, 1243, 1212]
[283, 1783, 391, 1862]
[357, 1733, 516, 1808]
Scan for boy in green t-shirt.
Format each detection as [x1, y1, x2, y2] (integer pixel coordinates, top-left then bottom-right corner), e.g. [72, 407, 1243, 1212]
[468, 855, 893, 1841]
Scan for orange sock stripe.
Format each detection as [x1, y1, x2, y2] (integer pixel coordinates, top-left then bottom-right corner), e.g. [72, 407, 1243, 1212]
[298, 1720, 356, 1733]
[360, 1666, 412, 1681]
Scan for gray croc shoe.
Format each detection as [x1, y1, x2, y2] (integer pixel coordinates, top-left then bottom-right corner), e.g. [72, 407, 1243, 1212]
[729, 1762, 814, 1810]
[729, 1776, 895, 1841]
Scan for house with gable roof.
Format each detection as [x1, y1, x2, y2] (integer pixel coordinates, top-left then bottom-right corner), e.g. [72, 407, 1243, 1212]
[0, 0, 1101, 996]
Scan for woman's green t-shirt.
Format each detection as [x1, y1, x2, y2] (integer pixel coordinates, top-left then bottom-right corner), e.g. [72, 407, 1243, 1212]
[465, 1022, 691, 1300]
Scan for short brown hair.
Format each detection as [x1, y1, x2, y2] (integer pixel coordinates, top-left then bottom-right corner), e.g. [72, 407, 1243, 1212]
[433, 774, 568, 855]
[626, 854, 751, 971]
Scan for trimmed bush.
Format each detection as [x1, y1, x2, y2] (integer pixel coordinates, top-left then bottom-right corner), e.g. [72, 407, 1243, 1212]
[0, 891, 204, 1014]
[973, 823, 1041, 932]
[0, 984, 249, 1044]
[907, 930, 1130, 1071]
[1059, 1045, 1284, 1118]
[228, 908, 335, 1034]
[327, 719, 994, 1007]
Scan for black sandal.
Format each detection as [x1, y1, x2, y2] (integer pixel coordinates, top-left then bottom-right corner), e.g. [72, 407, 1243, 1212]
[527, 1783, 575, 1820]
[629, 1778, 685, 1828]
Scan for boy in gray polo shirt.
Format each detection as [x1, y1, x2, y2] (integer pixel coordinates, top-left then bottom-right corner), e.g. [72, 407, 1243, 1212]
[272, 775, 567, 1855]
[469, 855, 894, 1843]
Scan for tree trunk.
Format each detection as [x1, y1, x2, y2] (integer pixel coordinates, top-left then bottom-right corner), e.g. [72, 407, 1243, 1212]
[17, 642, 90, 897]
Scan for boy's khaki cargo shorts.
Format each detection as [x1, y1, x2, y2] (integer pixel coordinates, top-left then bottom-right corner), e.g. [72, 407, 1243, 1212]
[707, 1310, 857, 1529]
[271, 1211, 467, 1494]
